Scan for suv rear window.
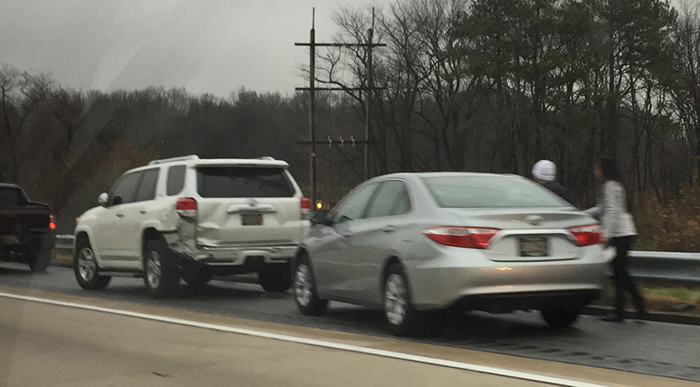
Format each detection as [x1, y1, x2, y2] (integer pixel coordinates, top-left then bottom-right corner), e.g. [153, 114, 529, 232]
[197, 167, 294, 198]
[166, 165, 186, 196]
[0, 187, 26, 207]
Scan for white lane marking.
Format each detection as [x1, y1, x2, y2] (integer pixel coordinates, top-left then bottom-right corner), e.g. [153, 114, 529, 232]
[0, 291, 609, 387]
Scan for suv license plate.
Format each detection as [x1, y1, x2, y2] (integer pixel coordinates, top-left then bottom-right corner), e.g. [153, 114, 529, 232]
[519, 237, 548, 257]
[241, 213, 263, 226]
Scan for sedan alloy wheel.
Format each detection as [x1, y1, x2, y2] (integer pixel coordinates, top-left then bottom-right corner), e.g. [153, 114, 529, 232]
[384, 273, 408, 326]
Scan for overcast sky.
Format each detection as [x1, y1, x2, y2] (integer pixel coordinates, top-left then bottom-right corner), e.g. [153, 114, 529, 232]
[2, 0, 688, 99]
[0, 0, 388, 98]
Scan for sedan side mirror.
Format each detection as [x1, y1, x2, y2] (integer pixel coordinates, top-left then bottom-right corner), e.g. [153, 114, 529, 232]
[310, 209, 331, 226]
[98, 192, 109, 207]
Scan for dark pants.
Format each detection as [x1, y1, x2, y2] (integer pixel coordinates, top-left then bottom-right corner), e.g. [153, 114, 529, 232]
[610, 236, 646, 317]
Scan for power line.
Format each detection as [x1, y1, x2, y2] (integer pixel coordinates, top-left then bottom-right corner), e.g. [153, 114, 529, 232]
[294, 7, 385, 206]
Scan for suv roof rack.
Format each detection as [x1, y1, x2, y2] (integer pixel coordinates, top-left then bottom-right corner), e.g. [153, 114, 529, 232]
[256, 156, 276, 160]
[148, 155, 200, 165]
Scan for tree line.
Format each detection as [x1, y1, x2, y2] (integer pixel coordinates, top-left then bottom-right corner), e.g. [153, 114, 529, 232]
[1, 0, 699, 234]
[319, 0, 700, 206]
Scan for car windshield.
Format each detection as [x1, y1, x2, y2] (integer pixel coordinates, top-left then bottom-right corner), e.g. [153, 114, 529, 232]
[197, 166, 294, 198]
[422, 175, 567, 208]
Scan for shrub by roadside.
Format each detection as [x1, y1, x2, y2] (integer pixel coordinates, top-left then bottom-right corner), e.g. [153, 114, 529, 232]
[632, 181, 700, 252]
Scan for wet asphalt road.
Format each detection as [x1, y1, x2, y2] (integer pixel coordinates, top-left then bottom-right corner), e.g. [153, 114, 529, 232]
[1, 263, 699, 383]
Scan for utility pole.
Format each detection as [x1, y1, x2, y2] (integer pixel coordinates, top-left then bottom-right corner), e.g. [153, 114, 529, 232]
[295, 8, 384, 206]
[364, 17, 374, 181]
[309, 10, 317, 208]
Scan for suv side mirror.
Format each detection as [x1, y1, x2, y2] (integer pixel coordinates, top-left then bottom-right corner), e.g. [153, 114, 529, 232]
[310, 209, 331, 226]
[98, 192, 109, 207]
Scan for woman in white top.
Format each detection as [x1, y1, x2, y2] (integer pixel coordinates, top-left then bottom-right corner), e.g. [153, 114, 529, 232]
[586, 157, 646, 322]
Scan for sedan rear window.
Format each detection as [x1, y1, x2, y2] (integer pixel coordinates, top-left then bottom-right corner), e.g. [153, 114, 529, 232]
[423, 175, 568, 208]
[197, 167, 294, 198]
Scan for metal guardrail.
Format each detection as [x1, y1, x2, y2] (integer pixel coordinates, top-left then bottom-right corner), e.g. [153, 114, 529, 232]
[52, 235, 700, 285]
[55, 235, 74, 251]
[628, 251, 700, 286]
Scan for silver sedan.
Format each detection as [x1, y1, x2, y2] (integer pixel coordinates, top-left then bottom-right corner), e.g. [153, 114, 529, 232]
[292, 173, 607, 336]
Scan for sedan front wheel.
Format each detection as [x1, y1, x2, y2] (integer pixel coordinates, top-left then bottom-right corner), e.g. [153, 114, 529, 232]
[293, 255, 328, 315]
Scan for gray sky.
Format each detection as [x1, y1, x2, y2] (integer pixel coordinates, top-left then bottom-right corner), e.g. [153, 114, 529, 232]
[2, 0, 688, 98]
[0, 0, 387, 98]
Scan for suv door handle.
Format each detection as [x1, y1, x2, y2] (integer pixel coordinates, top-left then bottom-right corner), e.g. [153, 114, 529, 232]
[116, 213, 124, 218]
[381, 225, 396, 233]
[139, 210, 147, 215]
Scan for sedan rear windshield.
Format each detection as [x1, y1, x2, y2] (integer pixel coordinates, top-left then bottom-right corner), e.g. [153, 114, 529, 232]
[423, 175, 568, 208]
[197, 167, 294, 198]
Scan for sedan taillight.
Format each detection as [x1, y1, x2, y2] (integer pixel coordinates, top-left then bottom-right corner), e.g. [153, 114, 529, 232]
[568, 224, 601, 246]
[423, 227, 500, 249]
[176, 197, 198, 218]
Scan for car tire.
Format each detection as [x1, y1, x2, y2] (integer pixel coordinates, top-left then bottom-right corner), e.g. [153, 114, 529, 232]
[293, 255, 328, 315]
[143, 237, 180, 299]
[259, 262, 292, 293]
[28, 249, 52, 273]
[541, 307, 580, 328]
[182, 267, 212, 288]
[383, 263, 424, 337]
[74, 238, 111, 290]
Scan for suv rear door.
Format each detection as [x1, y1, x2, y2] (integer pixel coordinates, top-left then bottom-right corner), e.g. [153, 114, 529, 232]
[194, 165, 305, 247]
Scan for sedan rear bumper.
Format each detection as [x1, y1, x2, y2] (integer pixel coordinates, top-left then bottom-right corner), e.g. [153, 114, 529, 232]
[406, 245, 607, 312]
[449, 289, 601, 314]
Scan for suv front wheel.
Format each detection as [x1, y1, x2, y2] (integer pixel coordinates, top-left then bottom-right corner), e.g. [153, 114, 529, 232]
[74, 238, 111, 290]
[143, 238, 180, 298]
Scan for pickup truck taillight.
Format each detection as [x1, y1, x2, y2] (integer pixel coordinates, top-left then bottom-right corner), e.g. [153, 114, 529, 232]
[176, 197, 198, 218]
[49, 215, 56, 230]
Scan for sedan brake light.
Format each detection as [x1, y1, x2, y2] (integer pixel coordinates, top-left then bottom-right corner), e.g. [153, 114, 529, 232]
[176, 197, 198, 218]
[423, 227, 500, 249]
[568, 224, 601, 246]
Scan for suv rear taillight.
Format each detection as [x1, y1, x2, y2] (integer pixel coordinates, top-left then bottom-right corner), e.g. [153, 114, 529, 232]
[49, 214, 56, 230]
[423, 227, 500, 249]
[568, 224, 601, 246]
[176, 197, 198, 218]
[300, 197, 311, 220]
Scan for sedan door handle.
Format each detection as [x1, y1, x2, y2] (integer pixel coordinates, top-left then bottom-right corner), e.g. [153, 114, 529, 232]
[116, 213, 125, 218]
[381, 225, 396, 233]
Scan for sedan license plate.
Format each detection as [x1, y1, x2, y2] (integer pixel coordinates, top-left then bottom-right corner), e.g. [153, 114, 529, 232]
[519, 237, 548, 257]
[241, 213, 263, 226]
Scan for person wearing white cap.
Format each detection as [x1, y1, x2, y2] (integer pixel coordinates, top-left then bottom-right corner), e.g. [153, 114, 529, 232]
[532, 160, 572, 204]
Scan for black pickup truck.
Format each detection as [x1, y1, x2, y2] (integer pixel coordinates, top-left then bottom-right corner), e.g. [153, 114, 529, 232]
[0, 183, 56, 272]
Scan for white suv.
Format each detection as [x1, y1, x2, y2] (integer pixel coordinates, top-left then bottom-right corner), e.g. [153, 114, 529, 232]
[73, 155, 310, 298]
